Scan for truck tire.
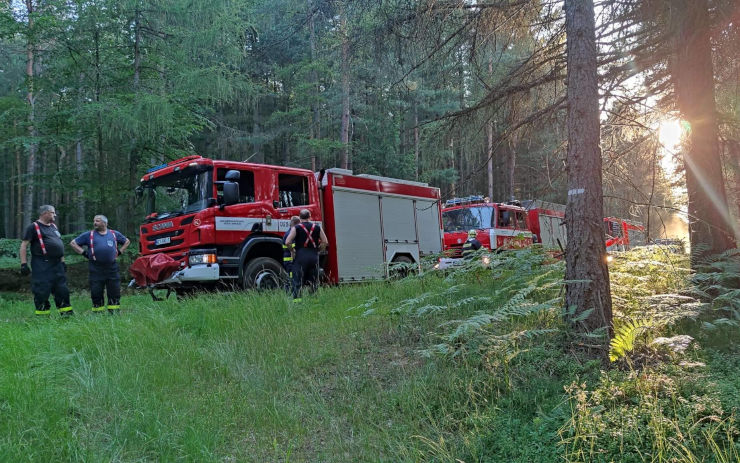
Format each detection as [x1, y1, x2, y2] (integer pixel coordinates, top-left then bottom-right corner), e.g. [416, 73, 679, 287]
[389, 255, 415, 279]
[242, 257, 285, 290]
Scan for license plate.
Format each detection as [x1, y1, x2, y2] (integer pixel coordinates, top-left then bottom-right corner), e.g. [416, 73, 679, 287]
[155, 237, 171, 246]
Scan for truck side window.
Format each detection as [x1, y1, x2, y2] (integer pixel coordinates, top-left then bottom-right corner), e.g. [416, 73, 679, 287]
[216, 168, 255, 203]
[498, 209, 513, 228]
[515, 211, 527, 230]
[278, 174, 309, 207]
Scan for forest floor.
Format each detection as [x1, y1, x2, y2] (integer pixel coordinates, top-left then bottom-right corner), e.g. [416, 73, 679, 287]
[0, 245, 738, 462]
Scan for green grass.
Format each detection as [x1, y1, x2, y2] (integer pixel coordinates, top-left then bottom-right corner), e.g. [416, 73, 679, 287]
[0, 247, 738, 462]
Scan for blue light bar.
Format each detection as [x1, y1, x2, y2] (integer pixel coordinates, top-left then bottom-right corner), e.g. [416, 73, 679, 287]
[445, 195, 484, 206]
[146, 163, 168, 173]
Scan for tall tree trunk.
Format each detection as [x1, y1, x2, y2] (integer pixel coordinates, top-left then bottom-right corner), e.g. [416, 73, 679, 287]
[75, 140, 85, 230]
[487, 58, 494, 200]
[22, 0, 37, 226]
[671, 0, 737, 263]
[308, 0, 320, 171]
[449, 138, 456, 197]
[564, 0, 612, 337]
[507, 139, 516, 201]
[414, 98, 420, 181]
[16, 139, 23, 237]
[252, 99, 263, 163]
[339, 3, 351, 170]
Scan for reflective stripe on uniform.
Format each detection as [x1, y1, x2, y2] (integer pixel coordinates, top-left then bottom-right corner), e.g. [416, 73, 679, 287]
[58, 306, 73, 313]
[297, 223, 317, 248]
[91, 306, 106, 312]
[35, 309, 51, 315]
[33, 222, 57, 256]
[90, 229, 118, 261]
[107, 305, 120, 310]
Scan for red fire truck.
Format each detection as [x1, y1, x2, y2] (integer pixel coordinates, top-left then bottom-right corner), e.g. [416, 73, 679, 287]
[129, 156, 443, 292]
[441, 196, 533, 257]
[604, 217, 645, 250]
[440, 196, 644, 257]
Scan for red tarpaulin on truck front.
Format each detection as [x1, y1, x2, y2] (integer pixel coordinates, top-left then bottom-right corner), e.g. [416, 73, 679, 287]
[129, 254, 182, 286]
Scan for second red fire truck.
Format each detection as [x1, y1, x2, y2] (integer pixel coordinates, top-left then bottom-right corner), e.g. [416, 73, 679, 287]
[440, 195, 644, 257]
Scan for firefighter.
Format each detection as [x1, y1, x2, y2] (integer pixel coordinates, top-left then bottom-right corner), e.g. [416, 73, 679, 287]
[70, 215, 130, 313]
[461, 229, 482, 258]
[285, 209, 328, 302]
[282, 216, 301, 291]
[19, 205, 73, 316]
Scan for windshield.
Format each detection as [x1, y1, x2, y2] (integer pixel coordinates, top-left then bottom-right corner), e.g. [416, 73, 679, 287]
[143, 170, 212, 221]
[442, 206, 493, 232]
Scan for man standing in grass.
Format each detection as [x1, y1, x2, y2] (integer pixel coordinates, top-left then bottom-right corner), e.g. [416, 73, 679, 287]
[285, 209, 328, 302]
[19, 205, 73, 317]
[70, 215, 130, 314]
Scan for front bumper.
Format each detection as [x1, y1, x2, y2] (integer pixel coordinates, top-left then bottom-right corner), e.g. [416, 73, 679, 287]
[155, 263, 220, 286]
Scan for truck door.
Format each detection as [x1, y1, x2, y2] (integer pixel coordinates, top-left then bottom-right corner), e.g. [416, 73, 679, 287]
[274, 172, 319, 234]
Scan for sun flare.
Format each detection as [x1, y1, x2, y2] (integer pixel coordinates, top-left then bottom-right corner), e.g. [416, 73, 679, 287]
[657, 118, 683, 175]
[658, 119, 683, 152]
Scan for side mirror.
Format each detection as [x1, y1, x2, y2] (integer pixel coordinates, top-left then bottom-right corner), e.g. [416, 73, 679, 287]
[223, 182, 240, 206]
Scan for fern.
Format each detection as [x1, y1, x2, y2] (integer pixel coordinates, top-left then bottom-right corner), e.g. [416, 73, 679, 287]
[609, 319, 652, 362]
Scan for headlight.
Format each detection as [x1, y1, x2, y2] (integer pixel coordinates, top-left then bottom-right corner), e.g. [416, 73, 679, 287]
[189, 253, 217, 266]
[605, 254, 614, 264]
[481, 255, 491, 266]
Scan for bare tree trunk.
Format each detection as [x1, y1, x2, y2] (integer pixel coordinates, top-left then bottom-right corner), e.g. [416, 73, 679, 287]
[671, 0, 737, 263]
[252, 99, 263, 164]
[507, 139, 516, 201]
[22, 0, 37, 226]
[339, 3, 351, 170]
[414, 99, 420, 181]
[487, 59, 494, 200]
[76, 140, 85, 229]
[450, 138, 456, 197]
[308, 0, 320, 171]
[564, 0, 613, 337]
[16, 140, 23, 237]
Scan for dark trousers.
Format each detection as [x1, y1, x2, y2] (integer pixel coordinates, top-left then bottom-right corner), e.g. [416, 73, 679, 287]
[89, 262, 121, 311]
[292, 249, 319, 299]
[31, 256, 71, 314]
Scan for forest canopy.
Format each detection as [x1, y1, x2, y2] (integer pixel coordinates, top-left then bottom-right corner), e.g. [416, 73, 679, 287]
[1, 0, 738, 244]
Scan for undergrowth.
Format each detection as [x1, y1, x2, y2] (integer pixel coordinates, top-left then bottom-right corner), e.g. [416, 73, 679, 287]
[0, 245, 737, 461]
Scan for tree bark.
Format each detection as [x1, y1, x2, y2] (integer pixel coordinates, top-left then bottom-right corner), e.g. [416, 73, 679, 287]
[308, 0, 320, 171]
[414, 98, 420, 181]
[564, 0, 613, 336]
[339, 3, 351, 170]
[22, 0, 37, 227]
[487, 58, 494, 200]
[670, 0, 737, 263]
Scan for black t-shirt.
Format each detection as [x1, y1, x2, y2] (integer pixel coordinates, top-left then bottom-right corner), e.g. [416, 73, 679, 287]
[294, 222, 321, 250]
[23, 221, 65, 258]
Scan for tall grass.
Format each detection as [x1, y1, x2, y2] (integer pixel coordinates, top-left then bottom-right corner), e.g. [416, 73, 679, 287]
[0, 246, 737, 461]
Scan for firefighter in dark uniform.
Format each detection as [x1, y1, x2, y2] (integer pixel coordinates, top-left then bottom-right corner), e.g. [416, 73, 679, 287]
[282, 216, 300, 291]
[70, 214, 130, 313]
[461, 229, 482, 258]
[285, 209, 328, 302]
[19, 205, 73, 316]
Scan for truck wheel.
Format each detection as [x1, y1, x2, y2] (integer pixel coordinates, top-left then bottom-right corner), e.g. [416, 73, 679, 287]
[389, 255, 415, 279]
[242, 257, 285, 290]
